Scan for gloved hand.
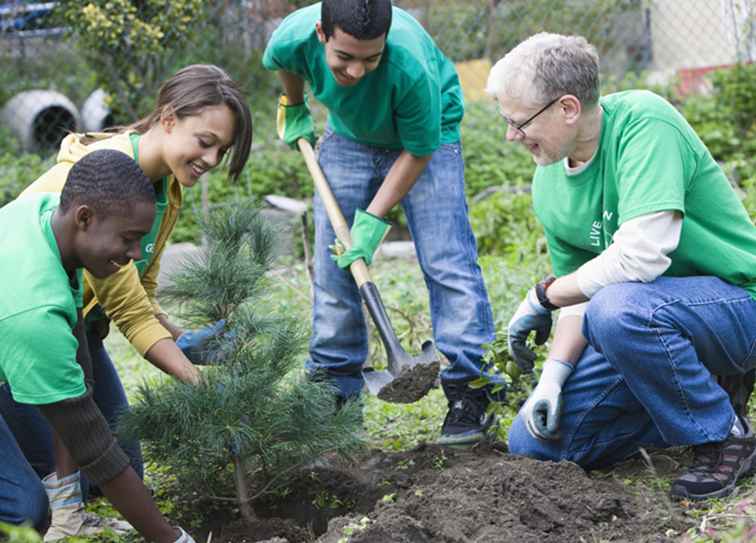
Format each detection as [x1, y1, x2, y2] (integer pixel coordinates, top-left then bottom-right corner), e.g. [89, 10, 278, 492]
[176, 319, 227, 365]
[520, 358, 573, 440]
[174, 527, 197, 543]
[42, 471, 133, 541]
[276, 95, 315, 148]
[507, 287, 553, 373]
[332, 209, 391, 269]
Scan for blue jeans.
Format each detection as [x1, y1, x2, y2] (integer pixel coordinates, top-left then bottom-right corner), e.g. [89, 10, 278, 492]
[306, 130, 497, 398]
[0, 414, 48, 529]
[509, 276, 756, 469]
[0, 329, 144, 493]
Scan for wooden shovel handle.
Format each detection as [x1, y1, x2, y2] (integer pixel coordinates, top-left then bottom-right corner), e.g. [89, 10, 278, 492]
[297, 138, 371, 287]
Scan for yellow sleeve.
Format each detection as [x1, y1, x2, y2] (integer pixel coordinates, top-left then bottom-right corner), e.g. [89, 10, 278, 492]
[85, 263, 171, 356]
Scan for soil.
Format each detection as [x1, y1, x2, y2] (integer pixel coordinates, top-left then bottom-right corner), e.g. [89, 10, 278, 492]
[207, 443, 691, 543]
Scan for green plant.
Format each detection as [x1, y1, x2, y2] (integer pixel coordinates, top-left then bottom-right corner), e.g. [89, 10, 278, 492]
[683, 63, 756, 163]
[56, 0, 207, 121]
[0, 44, 97, 108]
[486, 0, 639, 63]
[461, 102, 535, 194]
[120, 202, 363, 521]
[0, 150, 52, 207]
[0, 522, 42, 543]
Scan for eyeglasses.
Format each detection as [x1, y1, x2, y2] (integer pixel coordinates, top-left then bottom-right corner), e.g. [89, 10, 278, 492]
[500, 96, 561, 137]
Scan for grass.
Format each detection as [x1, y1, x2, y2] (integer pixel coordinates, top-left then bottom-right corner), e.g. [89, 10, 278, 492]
[67, 252, 753, 543]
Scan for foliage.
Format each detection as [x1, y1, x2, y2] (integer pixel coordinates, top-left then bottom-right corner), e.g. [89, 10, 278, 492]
[422, 0, 490, 62]
[461, 102, 535, 194]
[119, 203, 363, 509]
[56, 0, 207, 121]
[0, 522, 41, 543]
[0, 44, 97, 108]
[682, 63, 756, 163]
[469, 189, 545, 264]
[486, 0, 640, 63]
[0, 141, 52, 207]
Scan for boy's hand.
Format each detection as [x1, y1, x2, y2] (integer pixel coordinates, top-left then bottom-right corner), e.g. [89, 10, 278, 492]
[332, 209, 391, 269]
[277, 95, 315, 148]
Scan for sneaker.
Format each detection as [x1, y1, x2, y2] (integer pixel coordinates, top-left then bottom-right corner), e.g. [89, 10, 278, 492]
[436, 382, 502, 446]
[670, 417, 756, 500]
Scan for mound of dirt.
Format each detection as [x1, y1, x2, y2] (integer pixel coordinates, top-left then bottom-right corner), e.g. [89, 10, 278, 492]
[213, 444, 689, 543]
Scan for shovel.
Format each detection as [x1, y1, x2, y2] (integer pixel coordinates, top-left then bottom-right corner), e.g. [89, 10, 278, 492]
[297, 138, 440, 403]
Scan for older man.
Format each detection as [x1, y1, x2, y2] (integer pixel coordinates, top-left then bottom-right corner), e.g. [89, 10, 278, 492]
[487, 33, 756, 500]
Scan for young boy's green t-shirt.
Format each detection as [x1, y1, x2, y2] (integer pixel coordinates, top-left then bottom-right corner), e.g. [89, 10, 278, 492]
[533, 90, 756, 300]
[0, 193, 86, 404]
[263, 2, 464, 156]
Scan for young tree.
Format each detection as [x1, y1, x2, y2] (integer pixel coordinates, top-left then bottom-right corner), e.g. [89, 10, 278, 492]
[120, 203, 363, 521]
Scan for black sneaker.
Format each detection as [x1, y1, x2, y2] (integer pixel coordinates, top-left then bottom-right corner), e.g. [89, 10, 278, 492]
[436, 382, 503, 446]
[670, 417, 756, 500]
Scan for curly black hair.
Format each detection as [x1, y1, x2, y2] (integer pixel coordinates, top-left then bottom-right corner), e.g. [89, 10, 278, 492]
[322, 0, 392, 40]
[59, 149, 155, 216]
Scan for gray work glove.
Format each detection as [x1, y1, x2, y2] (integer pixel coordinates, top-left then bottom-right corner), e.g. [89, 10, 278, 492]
[174, 527, 197, 543]
[42, 471, 133, 541]
[507, 287, 553, 373]
[519, 358, 574, 440]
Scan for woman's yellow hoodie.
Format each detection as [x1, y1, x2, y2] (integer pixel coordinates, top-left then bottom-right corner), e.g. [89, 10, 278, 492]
[22, 132, 182, 356]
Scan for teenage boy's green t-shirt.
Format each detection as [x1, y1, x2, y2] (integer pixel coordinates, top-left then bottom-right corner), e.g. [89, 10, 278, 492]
[533, 90, 756, 300]
[0, 193, 87, 404]
[262, 2, 464, 156]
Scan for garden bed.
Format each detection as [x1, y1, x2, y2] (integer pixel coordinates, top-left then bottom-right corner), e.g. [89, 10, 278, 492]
[206, 443, 689, 543]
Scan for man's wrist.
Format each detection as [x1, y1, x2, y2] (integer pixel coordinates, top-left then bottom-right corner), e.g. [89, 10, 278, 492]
[541, 358, 574, 387]
[535, 275, 559, 311]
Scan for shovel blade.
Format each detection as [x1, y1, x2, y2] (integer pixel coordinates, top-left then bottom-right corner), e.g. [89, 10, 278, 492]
[363, 340, 441, 403]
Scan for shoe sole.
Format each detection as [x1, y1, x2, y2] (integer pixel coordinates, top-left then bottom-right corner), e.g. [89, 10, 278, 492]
[670, 444, 756, 501]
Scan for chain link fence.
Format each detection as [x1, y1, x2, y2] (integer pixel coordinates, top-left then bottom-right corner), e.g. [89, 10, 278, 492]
[0, 0, 753, 154]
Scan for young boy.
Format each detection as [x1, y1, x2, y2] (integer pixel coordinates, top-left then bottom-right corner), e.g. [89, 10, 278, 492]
[0, 149, 195, 542]
[264, 0, 503, 444]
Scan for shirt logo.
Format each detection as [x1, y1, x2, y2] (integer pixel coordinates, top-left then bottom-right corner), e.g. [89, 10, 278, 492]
[589, 211, 615, 247]
[145, 243, 154, 254]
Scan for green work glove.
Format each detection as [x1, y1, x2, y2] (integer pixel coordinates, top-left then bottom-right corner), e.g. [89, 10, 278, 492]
[333, 209, 391, 269]
[276, 95, 315, 148]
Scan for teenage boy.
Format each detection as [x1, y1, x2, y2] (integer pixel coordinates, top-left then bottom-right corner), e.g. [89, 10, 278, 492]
[0, 149, 196, 542]
[263, 0, 503, 445]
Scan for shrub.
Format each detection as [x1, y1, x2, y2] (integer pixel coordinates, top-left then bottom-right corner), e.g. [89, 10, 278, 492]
[120, 203, 362, 515]
[56, 0, 208, 121]
[0, 143, 52, 207]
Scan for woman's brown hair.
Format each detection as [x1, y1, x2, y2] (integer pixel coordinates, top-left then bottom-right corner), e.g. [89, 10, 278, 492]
[129, 64, 252, 181]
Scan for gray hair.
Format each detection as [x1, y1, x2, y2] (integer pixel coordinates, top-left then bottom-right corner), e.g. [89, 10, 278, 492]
[486, 33, 600, 107]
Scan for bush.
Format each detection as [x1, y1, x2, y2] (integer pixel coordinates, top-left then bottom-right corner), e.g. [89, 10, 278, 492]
[57, 0, 208, 121]
[470, 189, 546, 263]
[121, 204, 362, 513]
[682, 63, 756, 163]
[0, 144, 52, 207]
[461, 102, 535, 193]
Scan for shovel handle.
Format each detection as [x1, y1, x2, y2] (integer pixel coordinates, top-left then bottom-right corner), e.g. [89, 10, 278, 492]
[298, 138, 371, 287]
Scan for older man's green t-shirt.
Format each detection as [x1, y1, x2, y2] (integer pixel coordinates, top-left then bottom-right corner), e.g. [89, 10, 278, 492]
[0, 193, 86, 404]
[263, 2, 464, 156]
[533, 90, 756, 300]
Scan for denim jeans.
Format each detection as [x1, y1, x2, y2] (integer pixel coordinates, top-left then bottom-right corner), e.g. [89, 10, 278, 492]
[0, 329, 144, 494]
[509, 276, 756, 469]
[306, 130, 497, 398]
[0, 413, 48, 529]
